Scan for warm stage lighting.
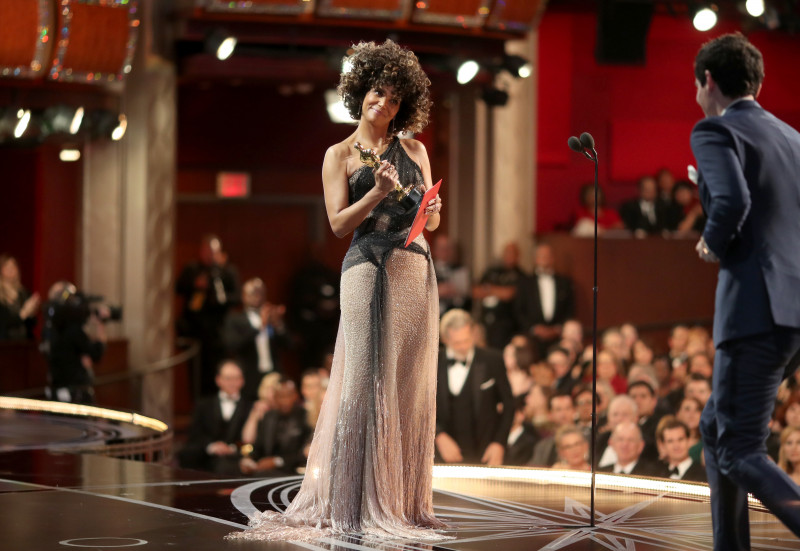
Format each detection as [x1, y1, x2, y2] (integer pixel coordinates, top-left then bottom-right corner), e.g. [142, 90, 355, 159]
[456, 60, 479, 85]
[111, 114, 127, 141]
[746, 0, 765, 17]
[70, 107, 84, 135]
[502, 54, 532, 79]
[59, 148, 81, 162]
[14, 110, 31, 138]
[325, 89, 353, 123]
[206, 29, 237, 61]
[693, 6, 718, 30]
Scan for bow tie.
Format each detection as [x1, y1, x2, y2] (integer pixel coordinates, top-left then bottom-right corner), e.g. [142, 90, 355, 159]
[221, 394, 239, 402]
[669, 466, 679, 476]
[447, 357, 466, 367]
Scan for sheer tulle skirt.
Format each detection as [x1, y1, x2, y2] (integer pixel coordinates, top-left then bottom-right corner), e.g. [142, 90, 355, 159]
[228, 237, 449, 542]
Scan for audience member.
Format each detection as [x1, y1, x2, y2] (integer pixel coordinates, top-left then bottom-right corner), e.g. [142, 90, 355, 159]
[631, 339, 655, 369]
[223, 278, 288, 401]
[602, 327, 630, 368]
[502, 339, 535, 398]
[474, 242, 525, 349]
[687, 352, 713, 379]
[41, 282, 107, 405]
[684, 374, 712, 407]
[655, 168, 676, 203]
[433, 235, 471, 315]
[671, 180, 706, 233]
[300, 368, 327, 430]
[514, 243, 575, 358]
[178, 360, 252, 476]
[505, 397, 540, 466]
[597, 394, 639, 468]
[619, 175, 673, 236]
[552, 426, 590, 471]
[286, 246, 340, 370]
[435, 309, 514, 465]
[598, 421, 659, 476]
[573, 385, 594, 438]
[620, 323, 638, 359]
[676, 396, 705, 463]
[548, 346, 580, 394]
[239, 378, 311, 476]
[778, 426, 800, 486]
[0, 255, 40, 340]
[176, 234, 240, 395]
[628, 380, 663, 462]
[656, 416, 707, 482]
[524, 384, 555, 430]
[562, 319, 584, 348]
[529, 393, 577, 467]
[595, 350, 627, 395]
[572, 184, 624, 236]
[241, 372, 282, 445]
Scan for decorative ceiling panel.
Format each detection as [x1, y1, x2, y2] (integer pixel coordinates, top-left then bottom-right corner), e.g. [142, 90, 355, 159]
[411, 0, 491, 28]
[50, 0, 139, 83]
[316, 0, 410, 20]
[486, 0, 547, 32]
[204, 0, 315, 16]
[0, 0, 53, 79]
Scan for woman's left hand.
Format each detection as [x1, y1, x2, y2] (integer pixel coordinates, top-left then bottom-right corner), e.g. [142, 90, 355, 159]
[425, 194, 442, 215]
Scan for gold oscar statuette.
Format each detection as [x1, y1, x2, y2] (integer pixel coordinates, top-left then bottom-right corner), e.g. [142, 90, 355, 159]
[354, 142, 424, 212]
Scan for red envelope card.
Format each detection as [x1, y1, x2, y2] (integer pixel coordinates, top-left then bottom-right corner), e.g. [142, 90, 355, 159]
[404, 179, 442, 248]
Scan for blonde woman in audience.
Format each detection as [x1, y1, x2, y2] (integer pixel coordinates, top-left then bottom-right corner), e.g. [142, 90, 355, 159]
[778, 426, 800, 486]
[241, 372, 282, 445]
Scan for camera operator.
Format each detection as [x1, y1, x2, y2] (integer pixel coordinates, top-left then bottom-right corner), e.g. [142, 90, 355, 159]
[42, 281, 113, 405]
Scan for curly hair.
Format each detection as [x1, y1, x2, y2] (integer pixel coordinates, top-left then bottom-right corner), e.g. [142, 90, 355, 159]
[694, 32, 764, 98]
[338, 39, 432, 135]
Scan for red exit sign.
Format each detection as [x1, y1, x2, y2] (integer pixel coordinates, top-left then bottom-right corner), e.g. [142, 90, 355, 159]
[216, 172, 251, 198]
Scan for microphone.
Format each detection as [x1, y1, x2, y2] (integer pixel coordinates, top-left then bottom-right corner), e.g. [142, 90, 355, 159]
[567, 136, 583, 153]
[579, 132, 595, 150]
[568, 133, 594, 161]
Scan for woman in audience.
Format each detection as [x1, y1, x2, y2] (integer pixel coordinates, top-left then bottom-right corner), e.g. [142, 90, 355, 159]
[240, 372, 281, 445]
[503, 339, 535, 398]
[552, 425, 590, 471]
[0, 255, 40, 340]
[676, 396, 704, 462]
[778, 426, 800, 486]
[572, 184, 624, 236]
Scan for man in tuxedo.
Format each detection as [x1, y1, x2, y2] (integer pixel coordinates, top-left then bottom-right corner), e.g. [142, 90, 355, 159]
[514, 243, 575, 358]
[178, 360, 252, 475]
[223, 278, 288, 401]
[176, 234, 240, 396]
[656, 417, 706, 483]
[619, 176, 672, 236]
[597, 394, 639, 468]
[528, 393, 576, 467]
[505, 397, 540, 466]
[597, 421, 659, 476]
[691, 34, 800, 549]
[628, 381, 663, 463]
[240, 378, 311, 477]
[436, 309, 514, 465]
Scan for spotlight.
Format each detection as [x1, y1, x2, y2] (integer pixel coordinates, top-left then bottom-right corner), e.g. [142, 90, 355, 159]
[206, 29, 237, 61]
[59, 148, 81, 162]
[456, 60, 479, 85]
[693, 5, 718, 31]
[325, 89, 354, 124]
[14, 109, 31, 138]
[746, 0, 765, 17]
[501, 54, 532, 79]
[481, 87, 509, 107]
[111, 114, 127, 141]
[70, 107, 84, 135]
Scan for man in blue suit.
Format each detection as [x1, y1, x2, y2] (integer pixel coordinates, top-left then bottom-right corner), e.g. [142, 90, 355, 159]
[692, 33, 800, 550]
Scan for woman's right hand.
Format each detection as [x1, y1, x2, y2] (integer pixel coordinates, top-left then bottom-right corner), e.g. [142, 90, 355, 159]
[373, 160, 399, 194]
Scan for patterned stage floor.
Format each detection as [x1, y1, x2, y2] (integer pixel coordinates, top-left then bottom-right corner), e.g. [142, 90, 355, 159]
[1, 449, 798, 551]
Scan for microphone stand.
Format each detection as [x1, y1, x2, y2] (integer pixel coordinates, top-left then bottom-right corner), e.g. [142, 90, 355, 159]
[588, 145, 598, 528]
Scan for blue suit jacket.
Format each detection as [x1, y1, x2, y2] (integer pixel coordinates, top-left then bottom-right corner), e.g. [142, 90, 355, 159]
[691, 100, 800, 345]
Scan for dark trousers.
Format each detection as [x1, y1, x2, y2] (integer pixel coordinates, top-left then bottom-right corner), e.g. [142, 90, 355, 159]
[700, 327, 800, 551]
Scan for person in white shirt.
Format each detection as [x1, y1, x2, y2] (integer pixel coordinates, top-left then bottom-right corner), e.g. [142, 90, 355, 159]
[598, 421, 658, 477]
[655, 416, 706, 482]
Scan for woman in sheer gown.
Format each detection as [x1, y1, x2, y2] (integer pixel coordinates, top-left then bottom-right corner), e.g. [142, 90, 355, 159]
[229, 39, 448, 542]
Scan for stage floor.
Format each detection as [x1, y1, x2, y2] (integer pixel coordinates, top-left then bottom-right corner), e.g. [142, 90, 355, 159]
[1, 449, 798, 551]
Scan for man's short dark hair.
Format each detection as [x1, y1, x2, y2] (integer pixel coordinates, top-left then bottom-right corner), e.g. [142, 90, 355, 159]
[694, 32, 764, 98]
[656, 416, 690, 442]
[628, 380, 655, 397]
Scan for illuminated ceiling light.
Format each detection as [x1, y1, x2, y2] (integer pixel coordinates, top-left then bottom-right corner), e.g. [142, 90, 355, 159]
[111, 114, 127, 141]
[325, 89, 353, 124]
[14, 110, 31, 138]
[69, 106, 84, 135]
[59, 148, 81, 162]
[456, 60, 479, 85]
[693, 5, 718, 31]
[746, 0, 765, 17]
[206, 29, 237, 61]
[341, 56, 353, 74]
[502, 54, 532, 79]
